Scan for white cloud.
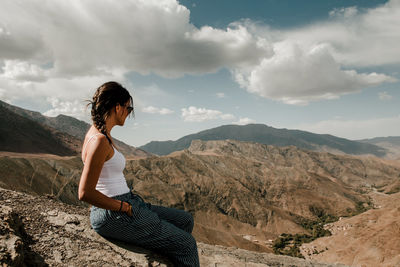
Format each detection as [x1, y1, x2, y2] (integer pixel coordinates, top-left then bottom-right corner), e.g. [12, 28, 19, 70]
[296, 116, 400, 140]
[0, 0, 271, 113]
[142, 105, 174, 115]
[233, 117, 256, 125]
[181, 106, 235, 122]
[379, 91, 393, 101]
[281, 0, 400, 67]
[233, 42, 396, 105]
[0, 0, 399, 108]
[231, 0, 400, 104]
[329, 6, 358, 18]
[0, 0, 269, 79]
[216, 92, 225, 98]
[2, 60, 48, 82]
[43, 97, 89, 121]
[1, 70, 125, 100]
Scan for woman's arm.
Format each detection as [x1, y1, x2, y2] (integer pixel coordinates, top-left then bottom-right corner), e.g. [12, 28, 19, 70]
[78, 135, 132, 215]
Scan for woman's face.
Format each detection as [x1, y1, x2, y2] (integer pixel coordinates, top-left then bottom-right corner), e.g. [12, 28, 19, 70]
[116, 100, 133, 126]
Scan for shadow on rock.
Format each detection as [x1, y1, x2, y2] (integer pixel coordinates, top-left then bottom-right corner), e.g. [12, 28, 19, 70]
[100, 235, 174, 267]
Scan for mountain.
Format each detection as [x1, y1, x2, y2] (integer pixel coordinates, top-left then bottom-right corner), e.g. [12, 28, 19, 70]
[1, 139, 399, 261]
[0, 100, 151, 158]
[358, 136, 400, 160]
[131, 140, 399, 245]
[0, 103, 79, 156]
[301, 190, 400, 267]
[0, 187, 345, 267]
[139, 124, 387, 157]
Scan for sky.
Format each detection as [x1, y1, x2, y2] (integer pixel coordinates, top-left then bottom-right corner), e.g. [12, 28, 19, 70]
[0, 0, 399, 147]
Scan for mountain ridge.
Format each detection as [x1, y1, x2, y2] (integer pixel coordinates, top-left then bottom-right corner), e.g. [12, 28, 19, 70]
[1, 139, 399, 264]
[0, 100, 151, 158]
[139, 123, 387, 157]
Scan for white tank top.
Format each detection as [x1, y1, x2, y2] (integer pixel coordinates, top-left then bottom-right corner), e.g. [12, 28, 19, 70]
[82, 133, 130, 197]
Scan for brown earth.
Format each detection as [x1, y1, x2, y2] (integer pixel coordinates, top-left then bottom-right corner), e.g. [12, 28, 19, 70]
[300, 190, 400, 267]
[126, 140, 400, 254]
[0, 187, 347, 267]
[1, 139, 399, 264]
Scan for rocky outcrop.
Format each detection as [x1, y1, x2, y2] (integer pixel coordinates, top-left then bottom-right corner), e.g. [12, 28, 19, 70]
[0, 205, 24, 266]
[0, 187, 347, 266]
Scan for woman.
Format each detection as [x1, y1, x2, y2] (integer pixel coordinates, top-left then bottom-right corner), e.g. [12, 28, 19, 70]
[79, 81, 200, 267]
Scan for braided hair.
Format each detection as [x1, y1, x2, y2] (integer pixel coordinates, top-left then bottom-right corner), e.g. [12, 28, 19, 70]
[87, 81, 133, 144]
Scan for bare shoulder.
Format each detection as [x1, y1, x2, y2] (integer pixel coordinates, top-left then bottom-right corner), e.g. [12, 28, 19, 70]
[84, 134, 113, 163]
[89, 134, 110, 152]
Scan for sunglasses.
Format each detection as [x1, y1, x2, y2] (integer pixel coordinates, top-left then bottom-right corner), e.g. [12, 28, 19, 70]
[126, 105, 134, 114]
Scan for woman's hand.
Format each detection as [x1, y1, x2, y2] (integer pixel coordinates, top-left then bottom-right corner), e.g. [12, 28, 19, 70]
[122, 201, 133, 216]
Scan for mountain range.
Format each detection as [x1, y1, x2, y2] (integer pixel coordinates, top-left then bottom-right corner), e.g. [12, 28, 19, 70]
[1, 138, 400, 262]
[0, 100, 150, 158]
[139, 124, 388, 158]
[358, 136, 400, 160]
[1, 100, 400, 266]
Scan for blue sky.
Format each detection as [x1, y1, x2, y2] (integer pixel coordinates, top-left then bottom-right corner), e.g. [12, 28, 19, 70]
[0, 0, 399, 147]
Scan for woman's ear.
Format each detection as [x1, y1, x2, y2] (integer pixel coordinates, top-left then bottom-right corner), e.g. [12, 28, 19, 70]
[115, 104, 122, 114]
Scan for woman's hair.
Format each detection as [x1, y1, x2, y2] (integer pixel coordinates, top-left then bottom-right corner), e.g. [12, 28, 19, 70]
[87, 81, 133, 144]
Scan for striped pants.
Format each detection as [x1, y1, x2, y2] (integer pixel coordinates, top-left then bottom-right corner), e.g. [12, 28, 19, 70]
[90, 191, 200, 267]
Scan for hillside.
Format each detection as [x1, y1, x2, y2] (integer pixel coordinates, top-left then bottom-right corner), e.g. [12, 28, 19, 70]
[0, 104, 78, 156]
[139, 124, 387, 157]
[301, 190, 400, 267]
[358, 136, 400, 160]
[130, 140, 400, 252]
[0, 100, 150, 158]
[0, 187, 346, 267]
[3, 139, 399, 260]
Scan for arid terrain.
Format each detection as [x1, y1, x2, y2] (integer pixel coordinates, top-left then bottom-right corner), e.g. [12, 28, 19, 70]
[0, 187, 347, 267]
[1, 139, 400, 266]
[300, 190, 400, 267]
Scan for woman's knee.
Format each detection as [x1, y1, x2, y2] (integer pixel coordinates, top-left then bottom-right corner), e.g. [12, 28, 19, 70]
[183, 212, 194, 233]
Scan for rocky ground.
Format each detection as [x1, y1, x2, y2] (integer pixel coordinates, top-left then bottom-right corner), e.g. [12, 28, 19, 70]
[0, 187, 347, 267]
[300, 191, 400, 267]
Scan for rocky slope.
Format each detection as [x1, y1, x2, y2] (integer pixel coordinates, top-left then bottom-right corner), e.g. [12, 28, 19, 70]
[0, 104, 78, 156]
[127, 140, 400, 252]
[358, 136, 400, 160]
[1, 139, 399, 265]
[300, 190, 400, 267]
[0, 100, 150, 158]
[139, 124, 387, 157]
[0, 187, 347, 267]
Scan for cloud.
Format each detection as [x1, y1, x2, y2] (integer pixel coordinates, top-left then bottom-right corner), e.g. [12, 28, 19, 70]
[0, 0, 269, 79]
[379, 91, 393, 101]
[233, 117, 256, 125]
[2, 60, 48, 82]
[296, 116, 400, 140]
[0, 0, 271, 114]
[142, 105, 174, 115]
[0, 70, 125, 100]
[231, 0, 400, 104]
[281, 0, 400, 67]
[43, 97, 89, 121]
[233, 42, 396, 105]
[181, 106, 235, 122]
[1, 0, 399, 108]
[329, 6, 358, 18]
[216, 92, 225, 98]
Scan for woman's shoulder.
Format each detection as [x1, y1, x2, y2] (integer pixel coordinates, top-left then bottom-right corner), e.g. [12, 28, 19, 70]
[83, 130, 111, 154]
